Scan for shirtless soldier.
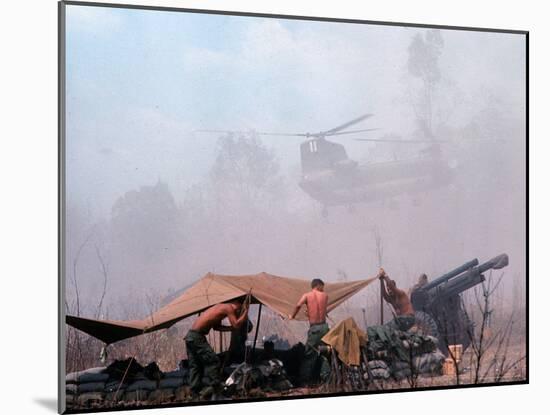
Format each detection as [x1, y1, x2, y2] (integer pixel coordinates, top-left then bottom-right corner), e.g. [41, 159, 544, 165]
[289, 278, 330, 383]
[409, 273, 428, 295]
[184, 298, 249, 398]
[379, 268, 416, 331]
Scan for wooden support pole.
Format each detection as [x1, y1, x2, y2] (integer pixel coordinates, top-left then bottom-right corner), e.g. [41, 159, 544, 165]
[331, 349, 342, 386]
[251, 303, 262, 363]
[380, 278, 384, 325]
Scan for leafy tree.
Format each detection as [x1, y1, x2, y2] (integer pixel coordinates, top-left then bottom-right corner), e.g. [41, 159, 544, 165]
[209, 133, 282, 208]
[407, 29, 445, 138]
[111, 180, 181, 259]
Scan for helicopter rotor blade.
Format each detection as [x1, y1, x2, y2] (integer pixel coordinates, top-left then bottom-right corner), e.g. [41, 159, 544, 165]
[354, 138, 450, 143]
[255, 132, 310, 137]
[196, 129, 311, 137]
[329, 128, 379, 136]
[196, 113, 374, 138]
[321, 113, 373, 136]
[195, 129, 240, 134]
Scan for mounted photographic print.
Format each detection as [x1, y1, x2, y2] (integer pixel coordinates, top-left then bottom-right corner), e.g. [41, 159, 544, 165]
[59, 1, 528, 413]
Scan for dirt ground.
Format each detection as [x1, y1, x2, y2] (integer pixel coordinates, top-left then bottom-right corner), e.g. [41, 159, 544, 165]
[280, 342, 526, 399]
[67, 342, 526, 413]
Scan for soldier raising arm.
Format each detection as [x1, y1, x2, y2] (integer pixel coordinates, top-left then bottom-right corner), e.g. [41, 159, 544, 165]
[379, 269, 416, 331]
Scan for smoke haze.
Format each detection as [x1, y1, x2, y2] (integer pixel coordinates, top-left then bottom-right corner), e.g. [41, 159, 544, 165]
[64, 5, 526, 321]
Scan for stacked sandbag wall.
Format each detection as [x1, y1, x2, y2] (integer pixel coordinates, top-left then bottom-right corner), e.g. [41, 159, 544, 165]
[65, 365, 190, 409]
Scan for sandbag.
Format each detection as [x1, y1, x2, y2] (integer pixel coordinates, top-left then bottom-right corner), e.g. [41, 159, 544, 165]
[126, 379, 157, 392]
[367, 325, 438, 362]
[79, 372, 109, 384]
[66, 367, 108, 384]
[78, 382, 106, 393]
[77, 392, 104, 406]
[368, 360, 391, 379]
[129, 373, 149, 382]
[124, 389, 150, 402]
[104, 391, 124, 403]
[164, 369, 187, 379]
[391, 351, 445, 375]
[66, 394, 75, 406]
[370, 368, 391, 379]
[148, 388, 175, 403]
[159, 377, 184, 389]
[65, 383, 77, 395]
[368, 360, 389, 370]
[104, 380, 127, 393]
[413, 350, 445, 374]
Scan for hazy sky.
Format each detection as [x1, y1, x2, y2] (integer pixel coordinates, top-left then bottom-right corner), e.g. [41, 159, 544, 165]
[62, 3, 528, 322]
[65, 4, 525, 217]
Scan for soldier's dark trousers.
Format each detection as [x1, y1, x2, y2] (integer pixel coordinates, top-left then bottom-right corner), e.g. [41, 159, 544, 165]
[184, 330, 221, 394]
[300, 322, 331, 383]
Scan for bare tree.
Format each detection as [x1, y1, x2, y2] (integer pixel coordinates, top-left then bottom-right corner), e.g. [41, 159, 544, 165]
[66, 229, 95, 372]
[71, 230, 94, 317]
[461, 272, 526, 384]
[94, 244, 109, 319]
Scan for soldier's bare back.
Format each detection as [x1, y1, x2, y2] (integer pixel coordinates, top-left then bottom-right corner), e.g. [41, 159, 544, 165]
[303, 290, 328, 324]
[192, 303, 243, 333]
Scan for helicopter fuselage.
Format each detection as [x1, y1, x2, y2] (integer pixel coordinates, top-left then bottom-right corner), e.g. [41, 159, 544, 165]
[299, 138, 453, 207]
[198, 113, 455, 209]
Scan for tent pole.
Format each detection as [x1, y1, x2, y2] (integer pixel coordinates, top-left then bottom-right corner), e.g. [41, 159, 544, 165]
[251, 303, 262, 363]
[380, 278, 384, 325]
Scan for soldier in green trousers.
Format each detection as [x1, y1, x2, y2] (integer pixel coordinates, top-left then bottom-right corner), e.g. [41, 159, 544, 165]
[185, 299, 249, 399]
[289, 279, 331, 384]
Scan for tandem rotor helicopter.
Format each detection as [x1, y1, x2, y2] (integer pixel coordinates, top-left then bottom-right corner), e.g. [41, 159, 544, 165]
[198, 113, 454, 217]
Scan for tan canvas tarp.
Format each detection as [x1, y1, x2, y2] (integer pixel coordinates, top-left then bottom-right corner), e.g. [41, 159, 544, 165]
[322, 317, 367, 366]
[66, 272, 376, 344]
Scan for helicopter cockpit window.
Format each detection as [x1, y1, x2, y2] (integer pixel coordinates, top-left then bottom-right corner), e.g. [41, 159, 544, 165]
[300, 138, 350, 175]
[308, 140, 318, 153]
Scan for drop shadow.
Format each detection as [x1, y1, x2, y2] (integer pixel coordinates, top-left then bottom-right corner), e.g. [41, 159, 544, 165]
[34, 398, 58, 413]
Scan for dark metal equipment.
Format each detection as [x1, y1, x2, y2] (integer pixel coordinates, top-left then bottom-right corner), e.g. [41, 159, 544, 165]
[410, 253, 509, 354]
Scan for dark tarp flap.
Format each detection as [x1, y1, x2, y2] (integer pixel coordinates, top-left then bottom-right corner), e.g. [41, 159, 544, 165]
[65, 316, 146, 345]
